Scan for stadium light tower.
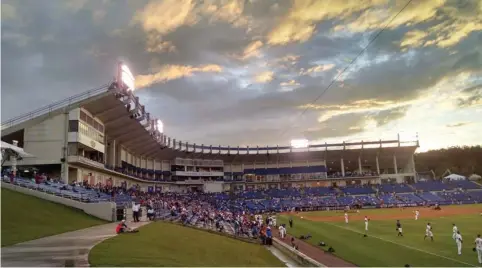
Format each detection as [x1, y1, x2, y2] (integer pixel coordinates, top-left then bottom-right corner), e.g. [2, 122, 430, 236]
[117, 62, 135, 91]
[291, 139, 309, 149]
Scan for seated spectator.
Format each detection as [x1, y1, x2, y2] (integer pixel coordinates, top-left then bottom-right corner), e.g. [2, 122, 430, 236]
[115, 220, 138, 234]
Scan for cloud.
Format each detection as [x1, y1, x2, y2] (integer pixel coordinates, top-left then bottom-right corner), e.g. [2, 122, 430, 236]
[135, 64, 223, 88]
[1, 0, 481, 150]
[446, 122, 472, 128]
[254, 71, 274, 83]
[200, 0, 251, 28]
[1, 3, 17, 21]
[266, 0, 385, 45]
[239, 40, 263, 60]
[133, 0, 197, 35]
[280, 79, 300, 87]
[300, 64, 335, 75]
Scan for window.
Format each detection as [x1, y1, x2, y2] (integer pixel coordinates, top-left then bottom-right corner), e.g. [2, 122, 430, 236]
[69, 120, 79, 132]
[86, 116, 93, 126]
[80, 111, 87, 121]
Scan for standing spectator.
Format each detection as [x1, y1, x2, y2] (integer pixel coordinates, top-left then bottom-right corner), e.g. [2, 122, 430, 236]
[132, 202, 140, 222]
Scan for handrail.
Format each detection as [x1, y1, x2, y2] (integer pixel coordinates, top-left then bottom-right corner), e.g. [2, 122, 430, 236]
[1, 84, 110, 130]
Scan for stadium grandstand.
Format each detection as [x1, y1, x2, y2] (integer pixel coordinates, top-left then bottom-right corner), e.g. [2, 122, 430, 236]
[2, 63, 481, 216]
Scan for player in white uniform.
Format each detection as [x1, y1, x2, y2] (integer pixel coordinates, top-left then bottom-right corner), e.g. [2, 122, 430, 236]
[475, 234, 482, 264]
[278, 225, 286, 239]
[455, 231, 463, 255]
[364, 216, 369, 237]
[452, 224, 458, 240]
[415, 210, 419, 220]
[344, 213, 349, 224]
[424, 223, 434, 241]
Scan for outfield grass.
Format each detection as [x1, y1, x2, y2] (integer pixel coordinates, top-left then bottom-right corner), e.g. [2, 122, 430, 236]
[89, 221, 284, 267]
[1, 188, 106, 247]
[278, 205, 482, 267]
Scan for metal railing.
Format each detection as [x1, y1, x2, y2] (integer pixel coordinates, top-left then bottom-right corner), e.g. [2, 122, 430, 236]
[1, 84, 110, 130]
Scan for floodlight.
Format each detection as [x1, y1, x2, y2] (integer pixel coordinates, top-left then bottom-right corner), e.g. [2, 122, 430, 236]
[290, 139, 309, 148]
[118, 63, 135, 91]
[157, 119, 164, 133]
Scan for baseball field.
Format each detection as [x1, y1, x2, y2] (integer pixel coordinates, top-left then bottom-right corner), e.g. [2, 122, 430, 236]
[277, 204, 482, 267]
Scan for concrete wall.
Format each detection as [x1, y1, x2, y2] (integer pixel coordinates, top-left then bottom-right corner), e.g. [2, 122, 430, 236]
[14, 114, 65, 165]
[272, 237, 324, 267]
[1, 182, 116, 221]
[203, 182, 224, 193]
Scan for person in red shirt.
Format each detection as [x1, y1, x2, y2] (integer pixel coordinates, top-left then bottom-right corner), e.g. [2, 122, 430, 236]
[116, 220, 128, 234]
[115, 220, 138, 234]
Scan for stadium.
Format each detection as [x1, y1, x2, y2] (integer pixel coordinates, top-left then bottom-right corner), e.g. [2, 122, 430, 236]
[1, 63, 481, 267]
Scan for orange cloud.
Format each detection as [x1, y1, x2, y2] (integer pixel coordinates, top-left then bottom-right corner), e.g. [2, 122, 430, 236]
[254, 71, 274, 83]
[135, 64, 222, 88]
[300, 64, 335, 75]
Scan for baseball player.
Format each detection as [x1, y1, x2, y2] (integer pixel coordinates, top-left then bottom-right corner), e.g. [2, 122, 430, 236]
[455, 231, 463, 255]
[364, 216, 369, 237]
[415, 210, 420, 220]
[344, 212, 349, 224]
[474, 234, 482, 264]
[452, 223, 458, 240]
[396, 220, 403, 237]
[278, 224, 286, 239]
[424, 223, 434, 241]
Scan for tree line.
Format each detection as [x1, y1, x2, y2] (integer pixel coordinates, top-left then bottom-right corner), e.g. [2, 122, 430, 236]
[414, 145, 482, 178]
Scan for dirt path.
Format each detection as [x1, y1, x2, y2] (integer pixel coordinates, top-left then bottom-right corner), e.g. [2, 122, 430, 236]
[301, 206, 481, 222]
[272, 229, 356, 267]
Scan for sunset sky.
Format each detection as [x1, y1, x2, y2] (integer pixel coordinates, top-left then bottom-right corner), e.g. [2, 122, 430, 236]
[2, 0, 481, 152]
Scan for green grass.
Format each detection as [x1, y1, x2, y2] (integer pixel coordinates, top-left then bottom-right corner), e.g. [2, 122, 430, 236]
[1, 188, 106, 247]
[279, 205, 482, 267]
[89, 221, 284, 267]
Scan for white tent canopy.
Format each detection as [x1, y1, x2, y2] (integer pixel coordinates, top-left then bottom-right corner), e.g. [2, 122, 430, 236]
[1, 141, 33, 158]
[444, 173, 466, 181]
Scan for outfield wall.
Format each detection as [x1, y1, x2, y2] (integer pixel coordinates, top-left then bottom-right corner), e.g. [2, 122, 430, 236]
[1, 183, 116, 221]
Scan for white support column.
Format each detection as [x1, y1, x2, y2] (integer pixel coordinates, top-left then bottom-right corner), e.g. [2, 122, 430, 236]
[393, 155, 398, 174]
[11, 140, 18, 177]
[411, 154, 416, 173]
[376, 155, 380, 175]
[62, 112, 69, 184]
[358, 157, 362, 174]
[341, 158, 345, 177]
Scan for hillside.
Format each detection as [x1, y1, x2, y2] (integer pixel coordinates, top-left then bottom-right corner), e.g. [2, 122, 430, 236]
[415, 146, 482, 178]
[1, 188, 106, 247]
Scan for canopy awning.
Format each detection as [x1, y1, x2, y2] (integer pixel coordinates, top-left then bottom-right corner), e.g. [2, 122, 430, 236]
[1, 141, 34, 158]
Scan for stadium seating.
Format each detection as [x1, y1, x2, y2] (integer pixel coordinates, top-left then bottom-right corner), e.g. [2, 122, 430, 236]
[2, 177, 132, 206]
[340, 185, 375, 195]
[377, 183, 414, 193]
[412, 180, 452, 191]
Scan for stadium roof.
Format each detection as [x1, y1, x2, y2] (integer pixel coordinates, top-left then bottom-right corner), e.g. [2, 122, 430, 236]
[1, 83, 418, 162]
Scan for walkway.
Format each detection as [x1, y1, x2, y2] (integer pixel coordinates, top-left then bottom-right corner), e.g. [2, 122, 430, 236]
[273, 230, 356, 267]
[1, 221, 149, 267]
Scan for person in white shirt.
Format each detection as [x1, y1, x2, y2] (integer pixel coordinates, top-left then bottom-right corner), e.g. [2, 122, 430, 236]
[147, 207, 155, 221]
[279, 225, 286, 239]
[452, 224, 458, 240]
[415, 210, 420, 220]
[344, 213, 349, 224]
[132, 202, 140, 222]
[424, 223, 434, 241]
[475, 234, 482, 264]
[455, 231, 463, 255]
